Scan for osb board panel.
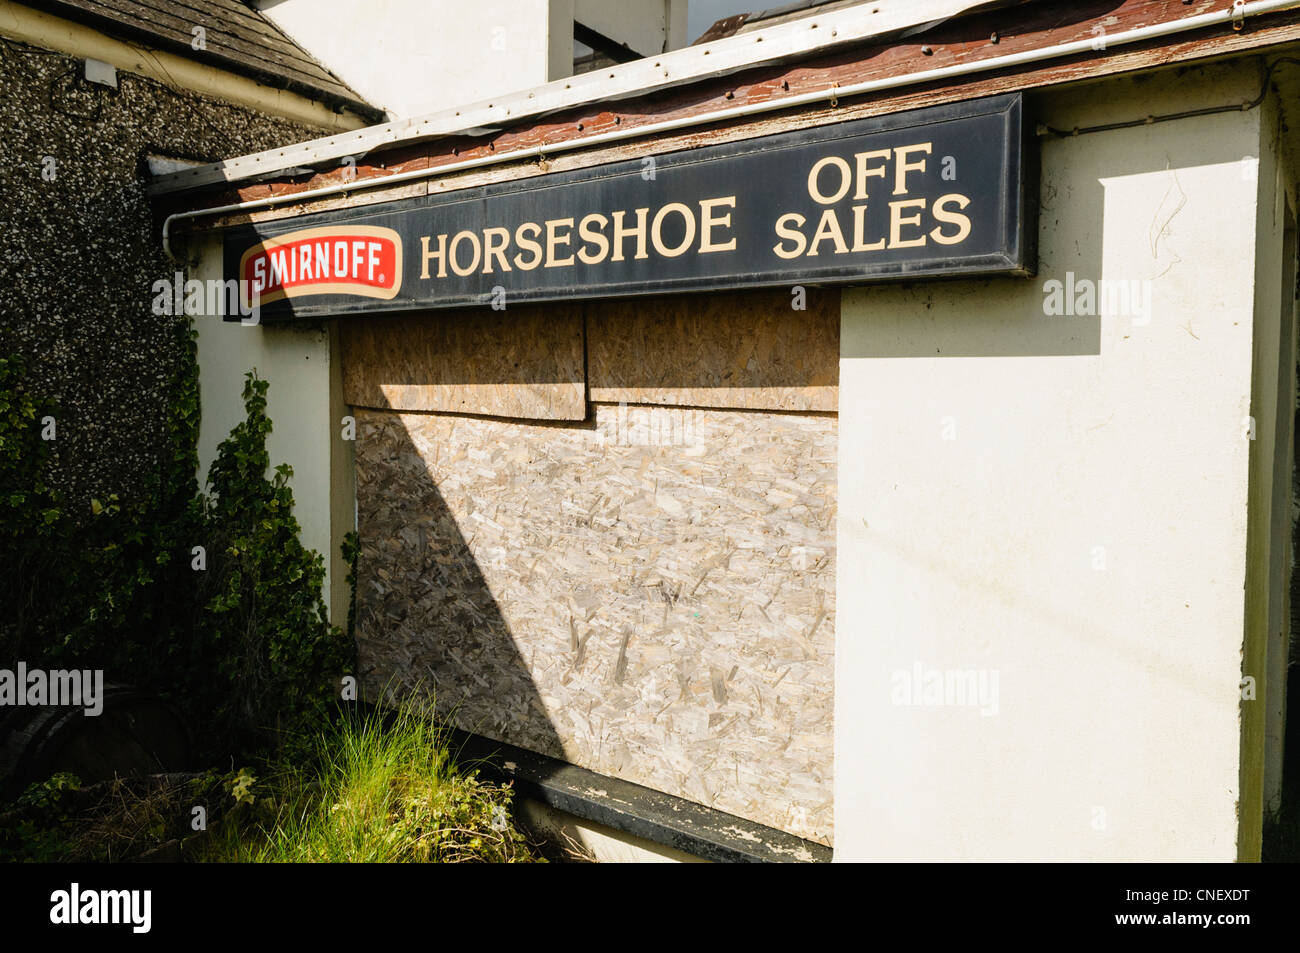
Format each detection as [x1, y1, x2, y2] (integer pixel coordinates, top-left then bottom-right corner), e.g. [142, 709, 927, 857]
[340, 307, 585, 420]
[354, 404, 835, 845]
[587, 290, 838, 412]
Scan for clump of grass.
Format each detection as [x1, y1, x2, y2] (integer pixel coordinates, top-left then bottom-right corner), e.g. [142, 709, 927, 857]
[200, 703, 539, 863]
[1, 702, 540, 863]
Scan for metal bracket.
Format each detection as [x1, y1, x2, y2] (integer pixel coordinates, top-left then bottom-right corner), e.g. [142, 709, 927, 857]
[83, 58, 117, 89]
[1233, 0, 1247, 32]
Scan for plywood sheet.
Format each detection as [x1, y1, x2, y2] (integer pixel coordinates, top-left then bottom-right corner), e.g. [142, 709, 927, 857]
[340, 306, 586, 419]
[586, 290, 838, 412]
[354, 404, 835, 844]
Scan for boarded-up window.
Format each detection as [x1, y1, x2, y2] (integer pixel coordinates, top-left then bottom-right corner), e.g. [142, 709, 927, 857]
[348, 290, 837, 844]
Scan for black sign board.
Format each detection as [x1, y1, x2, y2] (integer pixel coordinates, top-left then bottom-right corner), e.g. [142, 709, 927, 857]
[223, 93, 1034, 319]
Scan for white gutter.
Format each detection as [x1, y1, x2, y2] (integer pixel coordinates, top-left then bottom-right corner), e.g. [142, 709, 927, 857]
[162, 0, 1300, 261]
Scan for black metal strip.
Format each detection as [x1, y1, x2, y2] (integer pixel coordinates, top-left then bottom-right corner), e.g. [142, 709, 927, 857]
[573, 21, 644, 64]
[448, 728, 833, 863]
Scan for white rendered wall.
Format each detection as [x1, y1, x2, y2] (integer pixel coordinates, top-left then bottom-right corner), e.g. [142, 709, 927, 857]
[193, 235, 352, 627]
[834, 64, 1275, 861]
[255, 0, 686, 119]
[255, 0, 559, 118]
[574, 0, 687, 56]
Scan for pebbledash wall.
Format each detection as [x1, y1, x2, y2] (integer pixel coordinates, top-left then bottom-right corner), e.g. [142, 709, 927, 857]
[0, 18, 342, 514]
[188, 57, 1297, 860]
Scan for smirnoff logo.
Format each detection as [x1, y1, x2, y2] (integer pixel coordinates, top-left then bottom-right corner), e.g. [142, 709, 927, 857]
[238, 225, 402, 308]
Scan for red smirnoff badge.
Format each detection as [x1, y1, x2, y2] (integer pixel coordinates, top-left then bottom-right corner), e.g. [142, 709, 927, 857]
[239, 225, 402, 309]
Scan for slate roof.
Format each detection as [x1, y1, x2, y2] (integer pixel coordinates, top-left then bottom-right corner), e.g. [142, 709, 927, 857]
[16, 0, 384, 121]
